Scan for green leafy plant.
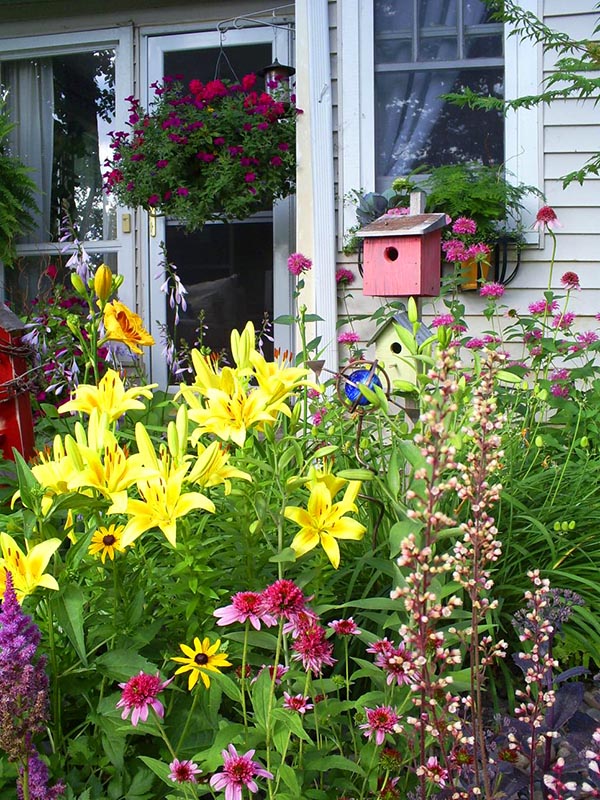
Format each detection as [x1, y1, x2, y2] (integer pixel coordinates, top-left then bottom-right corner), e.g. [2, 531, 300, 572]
[103, 73, 298, 231]
[0, 92, 38, 266]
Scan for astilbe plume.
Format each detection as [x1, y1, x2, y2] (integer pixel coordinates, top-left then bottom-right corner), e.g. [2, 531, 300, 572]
[0, 572, 64, 799]
[389, 350, 506, 799]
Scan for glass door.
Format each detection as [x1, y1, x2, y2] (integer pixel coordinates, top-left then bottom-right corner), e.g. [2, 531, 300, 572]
[143, 29, 294, 386]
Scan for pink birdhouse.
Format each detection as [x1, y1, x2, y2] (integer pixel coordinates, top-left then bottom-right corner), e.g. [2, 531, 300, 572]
[356, 213, 447, 297]
[0, 304, 35, 462]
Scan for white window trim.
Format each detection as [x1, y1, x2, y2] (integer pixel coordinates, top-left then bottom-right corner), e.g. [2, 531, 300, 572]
[0, 27, 136, 307]
[338, 0, 542, 245]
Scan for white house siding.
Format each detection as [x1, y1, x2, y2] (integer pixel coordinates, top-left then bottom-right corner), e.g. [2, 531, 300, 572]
[333, 0, 600, 353]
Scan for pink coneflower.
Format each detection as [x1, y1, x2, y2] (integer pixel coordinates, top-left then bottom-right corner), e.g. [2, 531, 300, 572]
[116, 671, 172, 726]
[214, 591, 276, 630]
[420, 755, 449, 788]
[534, 205, 561, 231]
[292, 622, 337, 675]
[328, 618, 361, 636]
[552, 312, 576, 329]
[209, 744, 273, 800]
[374, 642, 416, 686]
[251, 664, 289, 685]
[561, 271, 581, 290]
[338, 331, 360, 345]
[528, 299, 559, 315]
[168, 759, 202, 783]
[452, 216, 477, 235]
[335, 268, 355, 285]
[359, 705, 399, 746]
[283, 692, 314, 714]
[366, 637, 395, 657]
[287, 252, 312, 276]
[479, 282, 505, 298]
[259, 579, 307, 622]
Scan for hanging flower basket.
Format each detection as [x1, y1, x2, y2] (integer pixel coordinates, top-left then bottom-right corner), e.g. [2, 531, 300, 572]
[103, 73, 299, 231]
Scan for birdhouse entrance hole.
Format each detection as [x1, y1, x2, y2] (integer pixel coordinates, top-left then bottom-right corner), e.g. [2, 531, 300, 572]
[384, 246, 399, 262]
[390, 342, 403, 354]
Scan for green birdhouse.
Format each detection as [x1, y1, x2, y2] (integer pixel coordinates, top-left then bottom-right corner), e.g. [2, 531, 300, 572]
[368, 311, 434, 393]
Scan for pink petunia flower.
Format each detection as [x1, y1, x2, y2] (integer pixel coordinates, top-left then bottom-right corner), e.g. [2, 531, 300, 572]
[214, 591, 276, 630]
[335, 268, 355, 285]
[534, 205, 561, 231]
[328, 618, 361, 636]
[287, 252, 312, 276]
[359, 705, 400, 746]
[561, 271, 581, 290]
[116, 671, 172, 726]
[168, 759, 202, 783]
[209, 744, 273, 800]
[479, 282, 505, 299]
[283, 692, 314, 714]
[338, 331, 360, 345]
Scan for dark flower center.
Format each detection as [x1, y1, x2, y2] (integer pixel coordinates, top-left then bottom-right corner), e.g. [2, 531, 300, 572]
[194, 653, 209, 665]
[103, 534, 116, 546]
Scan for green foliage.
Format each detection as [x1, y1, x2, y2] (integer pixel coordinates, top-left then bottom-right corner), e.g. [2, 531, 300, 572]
[422, 162, 542, 244]
[444, 0, 600, 187]
[0, 93, 38, 266]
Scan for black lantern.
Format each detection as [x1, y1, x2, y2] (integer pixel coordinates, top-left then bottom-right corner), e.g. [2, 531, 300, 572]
[258, 59, 295, 100]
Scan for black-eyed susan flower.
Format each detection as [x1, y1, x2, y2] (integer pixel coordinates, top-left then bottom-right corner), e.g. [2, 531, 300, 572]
[88, 524, 127, 563]
[171, 636, 231, 690]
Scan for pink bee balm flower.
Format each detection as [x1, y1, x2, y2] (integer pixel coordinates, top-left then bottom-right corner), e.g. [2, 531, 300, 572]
[338, 331, 360, 345]
[209, 744, 273, 800]
[328, 618, 361, 636]
[283, 692, 314, 714]
[561, 271, 581, 290]
[431, 314, 455, 328]
[359, 705, 400, 746]
[465, 242, 491, 262]
[287, 252, 312, 276]
[116, 671, 172, 726]
[214, 591, 276, 630]
[168, 759, 202, 783]
[384, 206, 410, 217]
[534, 205, 561, 230]
[552, 312, 575, 329]
[442, 239, 468, 263]
[576, 330, 599, 346]
[451, 216, 477, 235]
[528, 299, 559, 315]
[550, 384, 570, 398]
[479, 282, 505, 298]
[335, 267, 355, 285]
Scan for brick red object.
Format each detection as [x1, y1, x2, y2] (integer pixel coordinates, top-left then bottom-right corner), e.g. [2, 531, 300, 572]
[0, 305, 35, 461]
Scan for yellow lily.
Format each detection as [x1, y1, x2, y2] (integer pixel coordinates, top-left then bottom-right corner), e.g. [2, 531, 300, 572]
[230, 320, 256, 372]
[59, 369, 157, 422]
[0, 532, 61, 602]
[284, 480, 366, 569]
[187, 349, 227, 397]
[187, 441, 252, 494]
[115, 474, 215, 549]
[31, 435, 78, 498]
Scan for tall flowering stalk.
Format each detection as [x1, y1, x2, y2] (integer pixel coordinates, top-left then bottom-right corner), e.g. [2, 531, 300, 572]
[0, 572, 64, 800]
[391, 350, 506, 799]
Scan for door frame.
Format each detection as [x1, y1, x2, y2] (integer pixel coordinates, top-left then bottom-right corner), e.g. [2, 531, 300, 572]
[140, 26, 294, 386]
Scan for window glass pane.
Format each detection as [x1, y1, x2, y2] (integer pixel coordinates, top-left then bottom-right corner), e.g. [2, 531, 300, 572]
[465, 33, 503, 58]
[419, 36, 458, 61]
[374, 0, 413, 34]
[375, 67, 504, 175]
[375, 38, 413, 64]
[465, 0, 496, 24]
[1, 50, 116, 244]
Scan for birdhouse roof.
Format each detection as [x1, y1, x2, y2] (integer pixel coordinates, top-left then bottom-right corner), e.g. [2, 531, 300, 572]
[356, 212, 447, 238]
[367, 311, 434, 347]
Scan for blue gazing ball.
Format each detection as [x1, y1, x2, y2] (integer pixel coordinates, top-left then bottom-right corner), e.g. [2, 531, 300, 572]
[344, 369, 383, 406]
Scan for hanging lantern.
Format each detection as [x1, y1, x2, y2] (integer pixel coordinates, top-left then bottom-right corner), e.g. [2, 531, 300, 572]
[258, 59, 296, 100]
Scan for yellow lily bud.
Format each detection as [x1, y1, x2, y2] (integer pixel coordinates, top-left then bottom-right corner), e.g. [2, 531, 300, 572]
[407, 296, 419, 324]
[71, 272, 86, 296]
[94, 263, 113, 303]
